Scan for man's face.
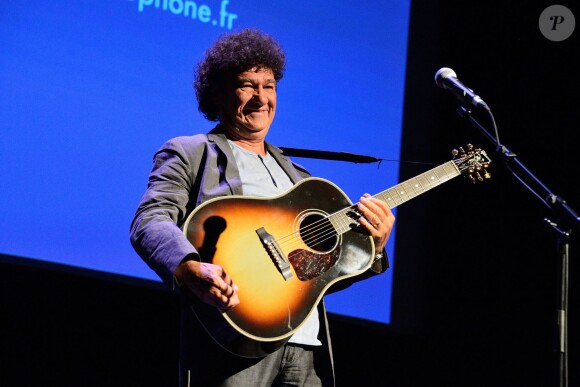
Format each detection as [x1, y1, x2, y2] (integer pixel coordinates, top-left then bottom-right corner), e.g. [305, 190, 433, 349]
[220, 67, 277, 138]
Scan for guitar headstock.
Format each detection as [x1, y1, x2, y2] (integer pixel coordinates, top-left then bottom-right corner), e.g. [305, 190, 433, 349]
[452, 144, 492, 184]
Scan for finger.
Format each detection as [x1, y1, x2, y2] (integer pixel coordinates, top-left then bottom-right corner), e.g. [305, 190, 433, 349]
[217, 289, 240, 312]
[220, 268, 234, 287]
[362, 195, 394, 225]
[197, 265, 240, 310]
[208, 287, 231, 307]
[219, 272, 238, 296]
[358, 198, 382, 228]
[217, 277, 238, 303]
[225, 292, 240, 309]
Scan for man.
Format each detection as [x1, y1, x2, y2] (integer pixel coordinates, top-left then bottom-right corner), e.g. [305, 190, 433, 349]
[130, 28, 395, 386]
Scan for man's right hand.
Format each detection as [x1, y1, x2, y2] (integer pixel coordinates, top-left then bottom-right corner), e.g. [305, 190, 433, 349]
[174, 258, 240, 312]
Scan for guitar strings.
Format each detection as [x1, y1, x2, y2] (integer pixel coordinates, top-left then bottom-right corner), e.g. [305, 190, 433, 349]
[275, 206, 354, 252]
[276, 217, 337, 252]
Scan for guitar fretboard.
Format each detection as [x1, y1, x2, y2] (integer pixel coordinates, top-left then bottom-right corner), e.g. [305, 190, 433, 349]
[330, 160, 460, 235]
[376, 160, 460, 209]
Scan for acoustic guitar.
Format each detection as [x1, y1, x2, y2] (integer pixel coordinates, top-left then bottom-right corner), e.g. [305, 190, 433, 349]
[183, 144, 491, 357]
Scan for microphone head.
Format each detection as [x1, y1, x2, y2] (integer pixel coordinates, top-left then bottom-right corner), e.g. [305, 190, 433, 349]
[434, 67, 457, 88]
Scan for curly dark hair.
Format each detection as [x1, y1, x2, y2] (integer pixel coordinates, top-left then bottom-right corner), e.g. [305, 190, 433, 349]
[194, 28, 286, 122]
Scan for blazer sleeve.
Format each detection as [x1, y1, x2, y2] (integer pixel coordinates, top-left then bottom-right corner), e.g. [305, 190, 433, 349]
[129, 137, 206, 287]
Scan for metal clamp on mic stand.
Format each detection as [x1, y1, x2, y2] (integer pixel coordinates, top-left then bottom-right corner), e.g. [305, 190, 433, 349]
[435, 67, 579, 387]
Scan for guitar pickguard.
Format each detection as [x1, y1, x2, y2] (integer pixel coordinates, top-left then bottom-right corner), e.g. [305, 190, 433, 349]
[288, 247, 340, 281]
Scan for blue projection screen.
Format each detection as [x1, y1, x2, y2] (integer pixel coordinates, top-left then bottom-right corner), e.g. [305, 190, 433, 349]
[0, 0, 410, 324]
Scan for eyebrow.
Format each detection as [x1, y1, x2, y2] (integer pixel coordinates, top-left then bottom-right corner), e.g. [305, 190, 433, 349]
[238, 77, 276, 85]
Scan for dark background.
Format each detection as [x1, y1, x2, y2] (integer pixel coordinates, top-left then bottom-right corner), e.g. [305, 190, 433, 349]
[1, 1, 578, 386]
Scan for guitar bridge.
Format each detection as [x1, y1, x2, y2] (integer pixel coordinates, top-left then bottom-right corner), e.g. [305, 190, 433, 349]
[256, 227, 293, 281]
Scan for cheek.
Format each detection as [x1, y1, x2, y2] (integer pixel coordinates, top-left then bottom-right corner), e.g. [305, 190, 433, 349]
[236, 95, 251, 112]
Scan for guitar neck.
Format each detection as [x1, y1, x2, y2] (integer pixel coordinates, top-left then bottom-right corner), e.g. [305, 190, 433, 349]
[375, 160, 460, 209]
[328, 160, 461, 235]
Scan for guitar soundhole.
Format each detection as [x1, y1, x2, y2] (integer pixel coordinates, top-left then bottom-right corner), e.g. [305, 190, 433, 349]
[299, 213, 337, 252]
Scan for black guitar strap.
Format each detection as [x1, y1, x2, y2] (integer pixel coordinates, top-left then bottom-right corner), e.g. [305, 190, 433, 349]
[278, 147, 383, 164]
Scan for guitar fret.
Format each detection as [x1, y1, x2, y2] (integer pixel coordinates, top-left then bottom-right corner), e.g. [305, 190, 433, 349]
[376, 161, 460, 209]
[329, 209, 353, 234]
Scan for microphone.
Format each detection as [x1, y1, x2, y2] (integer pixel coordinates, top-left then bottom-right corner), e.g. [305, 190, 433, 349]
[434, 67, 488, 110]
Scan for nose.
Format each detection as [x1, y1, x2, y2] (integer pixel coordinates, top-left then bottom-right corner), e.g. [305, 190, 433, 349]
[252, 86, 268, 103]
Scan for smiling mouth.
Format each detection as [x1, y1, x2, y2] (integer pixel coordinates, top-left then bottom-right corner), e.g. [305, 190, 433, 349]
[245, 109, 268, 115]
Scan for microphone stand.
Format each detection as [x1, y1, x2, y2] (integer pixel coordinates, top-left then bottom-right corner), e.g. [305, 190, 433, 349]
[456, 105, 579, 387]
